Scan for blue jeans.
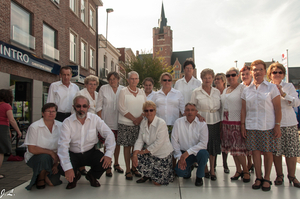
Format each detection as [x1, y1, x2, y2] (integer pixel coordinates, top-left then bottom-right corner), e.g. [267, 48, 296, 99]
[175, 149, 209, 178]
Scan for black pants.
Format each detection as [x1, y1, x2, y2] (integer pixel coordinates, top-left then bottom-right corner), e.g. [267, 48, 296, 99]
[59, 147, 106, 179]
[55, 112, 71, 122]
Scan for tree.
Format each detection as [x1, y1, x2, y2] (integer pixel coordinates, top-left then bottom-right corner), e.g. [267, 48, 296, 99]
[124, 52, 173, 89]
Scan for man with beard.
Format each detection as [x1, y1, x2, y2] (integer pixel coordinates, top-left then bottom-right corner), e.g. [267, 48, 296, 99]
[58, 95, 116, 189]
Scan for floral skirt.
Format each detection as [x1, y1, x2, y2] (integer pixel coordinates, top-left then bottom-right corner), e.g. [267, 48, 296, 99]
[275, 125, 300, 158]
[137, 152, 174, 185]
[221, 121, 248, 156]
[246, 129, 280, 153]
[117, 124, 139, 147]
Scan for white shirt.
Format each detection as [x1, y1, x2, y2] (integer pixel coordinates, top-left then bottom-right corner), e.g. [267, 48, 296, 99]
[73, 88, 98, 114]
[174, 76, 202, 104]
[146, 91, 156, 101]
[171, 116, 208, 160]
[278, 81, 300, 127]
[58, 112, 116, 171]
[134, 116, 173, 158]
[221, 84, 245, 121]
[241, 80, 280, 130]
[47, 81, 79, 113]
[118, 87, 147, 126]
[152, 88, 185, 126]
[190, 86, 221, 124]
[24, 118, 62, 163]
[96, 84, 124, 130]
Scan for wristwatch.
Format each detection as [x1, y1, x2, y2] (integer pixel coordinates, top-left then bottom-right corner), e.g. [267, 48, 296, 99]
[281, 92, 286, 97]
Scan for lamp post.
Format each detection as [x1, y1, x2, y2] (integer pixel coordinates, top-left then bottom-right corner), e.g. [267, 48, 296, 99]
[234, 60, 238, 68]
[100, 8, 114, 48]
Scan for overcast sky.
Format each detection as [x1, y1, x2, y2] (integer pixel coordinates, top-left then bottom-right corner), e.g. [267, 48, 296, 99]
[98, 0, 300, 77]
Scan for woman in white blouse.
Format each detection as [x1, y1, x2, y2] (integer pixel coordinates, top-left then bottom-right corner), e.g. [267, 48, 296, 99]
[267, 63, 300, 188]
[96, 72, 124, 177]
[143, 77, 156, 101]
[132, 101, 174, 185]
[152, 72, 185, 129]
[241, 60, 281, 191]
[221, 68, 250, 182]
[118, 71, 147, 180]
[191, 68, 221, 181]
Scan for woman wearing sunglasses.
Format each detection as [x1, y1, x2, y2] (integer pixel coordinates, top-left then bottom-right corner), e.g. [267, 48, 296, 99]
[152, 72, 185, 133]
[132, 101, 174, 185]
[221, 68, 250, 183]
[267, 63, 300, 188]
[190, 68, 221, 181]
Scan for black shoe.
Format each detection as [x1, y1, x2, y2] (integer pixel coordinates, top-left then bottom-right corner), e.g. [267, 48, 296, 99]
[106, 167, 113, 177]
[261, 179, 272, 191]
[274, 174, 284, 186]
[252, 178, 263, 190]
[243, 172, 251, 183]
[204, 172, 210, 179]
[224, 167, 230, 174]
[85, 173, 100, 187]
[113, 164, 124, 174]
[195, 177, 203, 186]
[136, 176, 151, 183]
[66, 171, 81, 189]
[211, 175, 217, 181]
[125, 172, 133, 180]
[231, 171, 243, 180]
[287, 175, 300, 188]
[131, 168, 142, 177]
[36, 179, 45, 189]
[79, 169, 88, 176]
[248, 164, 254, 172]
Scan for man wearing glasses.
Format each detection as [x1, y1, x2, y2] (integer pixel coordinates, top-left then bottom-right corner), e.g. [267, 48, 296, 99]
[58, 95, 116, 189]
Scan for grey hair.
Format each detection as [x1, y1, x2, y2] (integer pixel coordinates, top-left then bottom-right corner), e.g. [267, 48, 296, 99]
[127, 71, 139, 79]
[185, 103, 196, 108]
[226, 67, 239, 75]
[73, 95, 90, 106]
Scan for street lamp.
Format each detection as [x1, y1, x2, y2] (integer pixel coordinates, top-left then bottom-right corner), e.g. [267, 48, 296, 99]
[100, 8, 114, 48]
[234, 60, 238, 68]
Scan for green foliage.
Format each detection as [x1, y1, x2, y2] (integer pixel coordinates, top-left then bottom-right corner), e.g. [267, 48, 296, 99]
[124, 52, 173, 89]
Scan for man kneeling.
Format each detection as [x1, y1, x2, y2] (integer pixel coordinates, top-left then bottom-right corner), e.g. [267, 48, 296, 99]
[171, 103, 209, 186]
[58, 95, 116, 189]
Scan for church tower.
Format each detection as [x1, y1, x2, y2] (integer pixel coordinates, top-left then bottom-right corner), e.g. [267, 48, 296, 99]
[153, 3, 173, 66]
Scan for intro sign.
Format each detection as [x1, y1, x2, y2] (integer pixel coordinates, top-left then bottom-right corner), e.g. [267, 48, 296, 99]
[0, 40, 60, 75]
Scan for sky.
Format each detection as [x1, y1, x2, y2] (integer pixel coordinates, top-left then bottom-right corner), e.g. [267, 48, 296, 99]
[98, 0, 300, 78]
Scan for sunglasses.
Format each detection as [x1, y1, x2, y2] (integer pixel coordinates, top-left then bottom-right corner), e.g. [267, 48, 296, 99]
[272, 71, 283, 75]
[162, 79, 172, 82]
[75, 105, 89, 108]
[144, 109, 155, 113]
[226, 74, 237, 78]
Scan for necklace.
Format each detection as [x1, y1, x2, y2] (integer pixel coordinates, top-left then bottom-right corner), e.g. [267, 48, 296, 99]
[128, 86, 138, 93]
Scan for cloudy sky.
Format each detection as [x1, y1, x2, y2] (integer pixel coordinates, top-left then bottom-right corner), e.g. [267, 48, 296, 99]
[98, 0, 300, 77]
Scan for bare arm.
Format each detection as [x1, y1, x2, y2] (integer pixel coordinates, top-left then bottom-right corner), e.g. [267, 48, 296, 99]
[6, 110, 22, 137]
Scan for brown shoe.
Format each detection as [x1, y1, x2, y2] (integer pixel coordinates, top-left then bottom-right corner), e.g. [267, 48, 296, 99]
[66, 171, 81, 189]
[85, 173, 100, 187]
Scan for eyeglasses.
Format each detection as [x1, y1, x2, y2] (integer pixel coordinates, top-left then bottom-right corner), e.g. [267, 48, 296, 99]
[75, 105, 89, 108]
[226, 74, 237, 78]
[144, 109, 155, 113]
[252, 68, 264, 72]
[215, 77, 222, 81]
[44, 111, 57, 114]
[272, 71, 283, 75]
[162, 79, 172, 82]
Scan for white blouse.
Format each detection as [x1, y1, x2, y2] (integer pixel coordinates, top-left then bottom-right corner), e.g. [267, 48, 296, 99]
[118, 87, 147, 126]
[174, 76, 202, 104]
[134, 116, 174, 158]
[146, 91, 156, 101]
[190, 86, 221, 125]
[241, 80, 280, 130]
[278, 81, 300, 127]
[221, 84, 245, 121]
[152, 88, 185, 126]
[96, 84, 124, 130]
[24, 118, 62, 163]
[73, 88, 98, 114]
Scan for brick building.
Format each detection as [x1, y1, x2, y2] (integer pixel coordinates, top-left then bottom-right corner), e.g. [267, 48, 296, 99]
[117, 47, 135, 85]
[0, 0, 102, 122]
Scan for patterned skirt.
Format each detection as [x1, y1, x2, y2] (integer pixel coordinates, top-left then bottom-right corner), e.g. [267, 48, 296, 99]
[221, 121, 248, 156]
[246, 129, 280, 153]
[275, 125, 300, 158]
[137, 152, 174, 185]
[207, 122, 221, 156]
[117, 124, 139, 147]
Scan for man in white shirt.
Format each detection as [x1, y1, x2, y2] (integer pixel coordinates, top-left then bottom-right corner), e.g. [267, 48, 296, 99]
[58, 95, 116, 189]
[47, 66, 79, 122]
[171, 103, 209, 186]
[174, 60, 201, 104]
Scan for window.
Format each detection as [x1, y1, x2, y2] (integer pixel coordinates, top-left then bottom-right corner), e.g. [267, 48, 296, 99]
[70, 32, 77, 62]
[70, 0, 77, 13]
[111, 61, 114, 72]
[43, 24, 59, 60]
[89, 7, 95, 28]
[90, 48, 95, 68]
[175, 71, 180, 79]
[10, 2, 35, 49]
[81, 41, 87, 67]
[81, 0, 86, 23]
[103, 55, 107, 69]
[51, 0, 60, 4]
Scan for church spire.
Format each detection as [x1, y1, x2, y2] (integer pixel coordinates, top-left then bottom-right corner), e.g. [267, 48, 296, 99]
[158, 2, 167, 34]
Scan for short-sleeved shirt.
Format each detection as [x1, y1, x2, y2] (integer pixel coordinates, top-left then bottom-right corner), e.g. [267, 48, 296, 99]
[241, 80, 280, 130]
[174, 76, 202, 104]
[0, 103, 12, 126]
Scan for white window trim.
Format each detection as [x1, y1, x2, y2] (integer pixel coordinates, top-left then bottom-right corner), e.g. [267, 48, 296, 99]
[81, 39, 88, 68]
[89, 47, 95, 69]
[70, 0, 78, 15]
[69, 30, 78, 63]
[81, 0, 87, 24]
[89, 4, 96, 29]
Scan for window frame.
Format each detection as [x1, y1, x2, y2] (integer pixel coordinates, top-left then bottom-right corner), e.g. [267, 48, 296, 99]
[69, 31, 78, 63]
[81, 40, 87, 68]
[89, 47, 95, 69]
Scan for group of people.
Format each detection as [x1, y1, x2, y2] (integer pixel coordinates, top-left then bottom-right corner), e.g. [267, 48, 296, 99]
[0, 58, 299, 192]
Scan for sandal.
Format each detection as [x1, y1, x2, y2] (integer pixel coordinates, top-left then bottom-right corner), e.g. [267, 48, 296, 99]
[36, 179, 46, 189]
[243, 172, 250, 183]
[288, 175, 300, 188]
[0, 174, 5, 179]
[231, 171, 243, 180]
[274, 174, 284, 186]
[113, 164, 124, 174]
[252, 178, 263, 190]
[106, 167, 113, 177]
[131, 168, 142, 177]
[261, 179, 272, 191]
[125, 172, 133, 180]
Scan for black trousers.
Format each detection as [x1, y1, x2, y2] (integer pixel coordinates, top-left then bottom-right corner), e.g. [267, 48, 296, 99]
[59, 147, 106, 179]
